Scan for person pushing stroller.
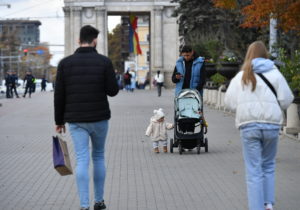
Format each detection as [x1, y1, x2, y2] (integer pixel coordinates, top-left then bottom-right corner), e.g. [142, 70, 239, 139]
[145, 108, 174, 153]
[171, 45, 206, 133]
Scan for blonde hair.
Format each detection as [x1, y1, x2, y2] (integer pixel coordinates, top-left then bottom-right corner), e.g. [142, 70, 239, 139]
[241, 41, 269, 91]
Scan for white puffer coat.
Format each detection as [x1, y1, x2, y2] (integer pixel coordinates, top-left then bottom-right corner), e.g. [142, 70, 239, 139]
[224, 66, 294, 128]
[145, 117, 174, 141]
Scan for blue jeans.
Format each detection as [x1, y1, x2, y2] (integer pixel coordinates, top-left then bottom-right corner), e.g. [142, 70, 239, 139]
[240, 129, 279, 210]
[69, 120, 108, 208]
[152, 140, 167, 148]
[125, 84, 131, 91]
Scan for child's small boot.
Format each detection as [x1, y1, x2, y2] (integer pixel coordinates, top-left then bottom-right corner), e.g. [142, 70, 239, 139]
[154, 147, 159, 153]
[163, 146, 168, 153]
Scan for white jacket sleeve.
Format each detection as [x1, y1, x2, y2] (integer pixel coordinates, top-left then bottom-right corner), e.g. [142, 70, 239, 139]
[145, 123, 153, 136]
[275, 71, 294, 110]
[224, 75, 239, 112]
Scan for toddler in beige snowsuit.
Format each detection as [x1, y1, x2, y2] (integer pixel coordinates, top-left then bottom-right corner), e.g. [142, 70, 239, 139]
[145, 108, 174, 153]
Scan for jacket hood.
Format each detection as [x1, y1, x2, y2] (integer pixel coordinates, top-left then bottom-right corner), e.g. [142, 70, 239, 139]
[252, 58, 274, 73]
[150, 116, 162, 123]
[153, 108, 164, 120]
[177, 56, 204, 64]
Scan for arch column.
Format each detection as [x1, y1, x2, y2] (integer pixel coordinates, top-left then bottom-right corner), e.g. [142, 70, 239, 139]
[152, 6, 163, 69]
[72, 6, 82, 53]
[63, 6, 71, 56]
[95, 6, 107, 55]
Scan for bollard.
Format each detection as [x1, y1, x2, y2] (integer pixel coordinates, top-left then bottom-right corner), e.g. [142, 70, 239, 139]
[216, 85, 225, 109]
[207, 89, 212, 105]
[203, 88, 208, 103]
[284, 103, 300, 135]
[220, 91, 225, 111]
[216, 86, 222, 109]
[211, 89, 218, 106]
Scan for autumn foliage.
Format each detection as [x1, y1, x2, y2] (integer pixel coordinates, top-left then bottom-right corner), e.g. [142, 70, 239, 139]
[213, 0, 238, 10]
[213, 0, 300, 34]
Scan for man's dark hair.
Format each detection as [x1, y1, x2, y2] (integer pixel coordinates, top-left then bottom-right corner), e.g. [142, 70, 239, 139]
[79, 25, 99, 44]
[181, 45, 193, 53]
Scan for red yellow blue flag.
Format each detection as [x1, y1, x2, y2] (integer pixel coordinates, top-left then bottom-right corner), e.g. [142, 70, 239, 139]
[129, 15, 142, 55]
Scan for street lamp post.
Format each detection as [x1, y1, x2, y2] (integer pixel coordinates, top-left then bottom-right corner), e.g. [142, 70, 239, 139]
[0, 2, 11, 89]
[0, 49, 3, 87]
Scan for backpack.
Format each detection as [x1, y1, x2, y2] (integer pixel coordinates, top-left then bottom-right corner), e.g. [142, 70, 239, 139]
[124, 74, 129, 80]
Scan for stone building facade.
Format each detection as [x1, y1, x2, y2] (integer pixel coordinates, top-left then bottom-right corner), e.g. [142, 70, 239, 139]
[0, 19, 41, 45]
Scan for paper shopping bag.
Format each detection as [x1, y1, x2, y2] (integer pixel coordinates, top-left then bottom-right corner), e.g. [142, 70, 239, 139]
[52, 135, 73, 176]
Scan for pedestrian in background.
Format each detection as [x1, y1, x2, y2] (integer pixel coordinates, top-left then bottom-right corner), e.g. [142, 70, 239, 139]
[115, 70, 123, 90]
[10, 71, 19, 98]
[154, 70, 164, 97]
[23, 71, 35, 98]
[123, 70, 131, 91]
[224, 41, 294, 210]
[5, 71, 12, 98]
[54, 25, 119, 210]
[32, 77, 36, 93]
[41, 76, 47, 91]
[129, 70, 136, 92]
[145, 108, 174, 153]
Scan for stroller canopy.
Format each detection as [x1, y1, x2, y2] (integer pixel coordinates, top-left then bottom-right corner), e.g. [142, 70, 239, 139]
[175, 89, 202, 119]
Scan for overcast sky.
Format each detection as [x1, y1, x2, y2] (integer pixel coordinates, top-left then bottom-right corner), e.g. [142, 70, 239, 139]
[0, 0, 121, 66]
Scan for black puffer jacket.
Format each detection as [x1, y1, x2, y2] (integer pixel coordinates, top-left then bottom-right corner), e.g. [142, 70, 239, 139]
[54, 47, 119, 125]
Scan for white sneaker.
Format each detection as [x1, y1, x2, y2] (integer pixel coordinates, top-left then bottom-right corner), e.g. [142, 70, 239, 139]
[265, 203, 273, 210]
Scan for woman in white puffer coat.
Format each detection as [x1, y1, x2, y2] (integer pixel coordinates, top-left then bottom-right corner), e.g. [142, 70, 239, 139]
[224, 41, 294, 210]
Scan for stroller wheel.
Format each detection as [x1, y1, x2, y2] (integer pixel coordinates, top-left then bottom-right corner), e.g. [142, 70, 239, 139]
[205, 138, 208, 152]
[197, 144, 200, 154]
[178, 143, 182, 155]
[170, 138, 174, 153]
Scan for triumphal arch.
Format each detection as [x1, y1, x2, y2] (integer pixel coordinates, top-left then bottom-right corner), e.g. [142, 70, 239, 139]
[63, 0, 179, 88]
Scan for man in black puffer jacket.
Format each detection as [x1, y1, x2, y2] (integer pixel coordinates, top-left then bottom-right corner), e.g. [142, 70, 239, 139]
[54, 25, 118, 210]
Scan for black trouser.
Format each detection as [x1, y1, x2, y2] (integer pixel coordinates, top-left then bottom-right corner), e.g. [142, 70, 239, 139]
[157, 82, 163, 96]
[41, 85, 46, 91]
[10, 85, 19, 98]
[32, 83, 36, 93]
[23, 84, 32, 97]
[6, 85, 11, 98]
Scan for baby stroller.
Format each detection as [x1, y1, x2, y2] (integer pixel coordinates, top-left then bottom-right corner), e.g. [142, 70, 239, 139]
[170, 89, 208, 155]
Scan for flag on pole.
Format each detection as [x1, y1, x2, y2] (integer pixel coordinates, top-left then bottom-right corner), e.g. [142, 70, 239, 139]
[129, 15, 142, 55]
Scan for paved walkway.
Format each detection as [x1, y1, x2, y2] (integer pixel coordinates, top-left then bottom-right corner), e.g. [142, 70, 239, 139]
[0, 89, 299, 210]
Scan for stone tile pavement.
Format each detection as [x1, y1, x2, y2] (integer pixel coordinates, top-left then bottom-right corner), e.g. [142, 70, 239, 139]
[0, 89, 299, 210]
